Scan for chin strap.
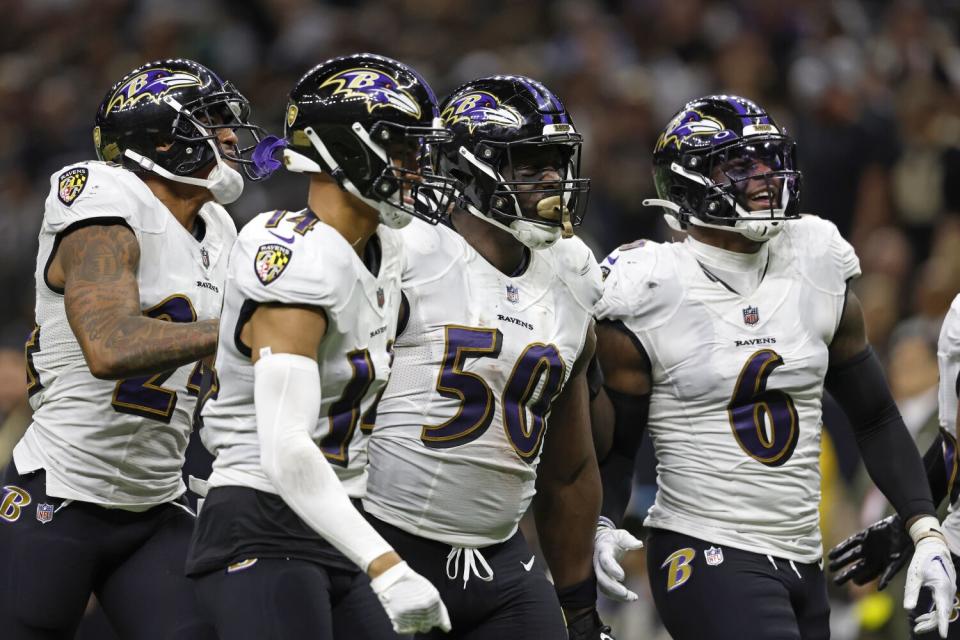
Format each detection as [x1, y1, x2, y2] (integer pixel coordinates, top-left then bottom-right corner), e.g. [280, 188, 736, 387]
[641, 197, 783, 241]
[283, 125, 412, 229]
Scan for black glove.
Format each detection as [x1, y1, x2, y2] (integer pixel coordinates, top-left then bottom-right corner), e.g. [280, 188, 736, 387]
[827, 514, 913, 590]
[566, 609, 615, 640]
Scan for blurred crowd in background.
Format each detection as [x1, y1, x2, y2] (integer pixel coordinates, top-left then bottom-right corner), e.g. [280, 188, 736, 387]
[2, 0, 960, 637]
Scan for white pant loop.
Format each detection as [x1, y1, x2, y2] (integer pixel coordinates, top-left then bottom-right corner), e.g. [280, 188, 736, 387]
[446, 546, 494, 589]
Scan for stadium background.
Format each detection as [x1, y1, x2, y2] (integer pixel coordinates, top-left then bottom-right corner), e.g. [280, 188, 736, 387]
[1, 0, 959, 637]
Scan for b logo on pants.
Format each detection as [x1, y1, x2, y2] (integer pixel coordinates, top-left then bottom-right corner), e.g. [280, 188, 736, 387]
[0, 485, 32, 522]
[662, 547, 695, 592]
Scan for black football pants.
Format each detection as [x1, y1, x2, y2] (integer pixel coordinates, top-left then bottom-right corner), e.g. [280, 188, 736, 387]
[0, 464, 215, 640]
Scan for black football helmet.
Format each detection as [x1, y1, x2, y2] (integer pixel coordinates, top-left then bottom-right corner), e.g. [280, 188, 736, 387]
[94, 59, 268, 203]
[282, 53, 455, 227]
[648, 94, 802, 241]
[438, 76, 589, 249]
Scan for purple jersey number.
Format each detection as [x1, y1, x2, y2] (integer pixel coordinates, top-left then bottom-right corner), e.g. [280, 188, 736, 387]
[726, 349, 799, 467]
[110, 295, 199, 424]
[321, 349, 376, 467]
[25, 324, 42, 397]
[421, 326, 503, 448]
[421, 326, 565, 463]
[502, 343, 565, 462]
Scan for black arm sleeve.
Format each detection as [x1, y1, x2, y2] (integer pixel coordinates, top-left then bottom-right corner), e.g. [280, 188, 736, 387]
[923, 428, 960, 508]
[825, 346, 936, 521]
[598, 386, 649, 525]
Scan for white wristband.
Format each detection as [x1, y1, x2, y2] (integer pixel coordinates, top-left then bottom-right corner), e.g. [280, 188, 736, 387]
[908, 515, 946, 545]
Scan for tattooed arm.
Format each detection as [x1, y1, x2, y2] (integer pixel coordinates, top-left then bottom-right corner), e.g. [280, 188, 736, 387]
[50, 223, 218, 380]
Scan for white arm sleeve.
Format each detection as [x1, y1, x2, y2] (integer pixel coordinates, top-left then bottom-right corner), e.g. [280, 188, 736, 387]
[254, 352, 394, 572]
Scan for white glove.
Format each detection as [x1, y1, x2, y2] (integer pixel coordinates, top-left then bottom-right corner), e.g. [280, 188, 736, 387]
[594, 518, 644, 602]
[904, 522, 957, 639]
[370, 561, 452, 635]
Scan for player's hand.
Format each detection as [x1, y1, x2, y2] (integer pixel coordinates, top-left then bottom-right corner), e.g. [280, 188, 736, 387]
[594, 519, 644, 602]
[566, 608, 616, 640]
[904, 537, 956, 638]
[828, 515, 911, 590]
[370, 561, 451, 635]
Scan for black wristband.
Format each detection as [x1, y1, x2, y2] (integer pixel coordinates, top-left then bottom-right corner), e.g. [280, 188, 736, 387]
[556, 574, 598, 610]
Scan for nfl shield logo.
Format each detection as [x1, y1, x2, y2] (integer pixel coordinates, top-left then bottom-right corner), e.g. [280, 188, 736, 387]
[704, 546, 724, 566]
[200, 247, 210, 269]
[36, 503, 54, 524]
[742, 306, 759, 326]
[376, 287, 385, 308]
[506, 284, 519, 304]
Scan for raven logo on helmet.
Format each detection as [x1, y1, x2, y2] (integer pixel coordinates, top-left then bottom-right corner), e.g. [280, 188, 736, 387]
[655, 109, 729, 153]
[319, 68, 421, 118]
[105, 69, 204, 114]
[441, 91, 523, 133]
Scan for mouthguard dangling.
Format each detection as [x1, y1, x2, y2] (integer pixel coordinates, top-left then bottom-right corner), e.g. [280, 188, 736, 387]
[537, 195, 573, 238]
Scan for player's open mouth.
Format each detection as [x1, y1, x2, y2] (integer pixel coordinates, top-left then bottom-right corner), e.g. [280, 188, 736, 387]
[747, 189, 777, 209]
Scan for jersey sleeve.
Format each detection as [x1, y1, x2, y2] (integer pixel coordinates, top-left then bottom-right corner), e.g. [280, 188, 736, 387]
[790, 215, 861, 292]
[554, 236, 603, 313]
[594, 240, 659, 326]
[231, 216, 356, 319]
[43, 163, 144, 235]
[939, 295, 960, 430]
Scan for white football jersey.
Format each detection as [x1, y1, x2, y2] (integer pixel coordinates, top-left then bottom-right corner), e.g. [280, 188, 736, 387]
[936, 295, 960, 555]
[595, 215, 861, 562]
[15, 161, 235, 507]
[363, 222, 601, 547]
[202, 209, 402, 499]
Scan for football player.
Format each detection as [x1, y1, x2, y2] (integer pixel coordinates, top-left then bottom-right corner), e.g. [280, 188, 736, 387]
[0, 59, 265, 639]
[590, 95, 957, 639]
[185, 54, 452, 638]
[829, 292, 960, 638]
[361, 76, 612, 639]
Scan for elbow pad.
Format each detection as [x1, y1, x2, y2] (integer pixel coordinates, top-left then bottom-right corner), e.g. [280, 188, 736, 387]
[254, 352, 394, 571]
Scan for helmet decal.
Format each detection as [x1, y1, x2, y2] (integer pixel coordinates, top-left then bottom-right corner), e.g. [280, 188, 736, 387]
[655, 109, 730, 153]
[105, 69, 204, 114]
[319, 68, 421, 118]
[649, 94, 802, 241]
[285, 104, 298, 128]
[441, 91, 524, 133]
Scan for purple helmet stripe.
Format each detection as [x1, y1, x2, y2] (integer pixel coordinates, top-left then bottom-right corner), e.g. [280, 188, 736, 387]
[515, 76, 564, 112]
[726, 96, 770, 126]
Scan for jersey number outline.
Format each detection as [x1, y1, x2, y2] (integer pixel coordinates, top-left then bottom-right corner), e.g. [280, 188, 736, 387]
[727, 349, 799, 467]
[25, 324, 42, 397]
[321, 349, 376, 467]
[420, 325, 566, 463]
[111, 295, 208, 423]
